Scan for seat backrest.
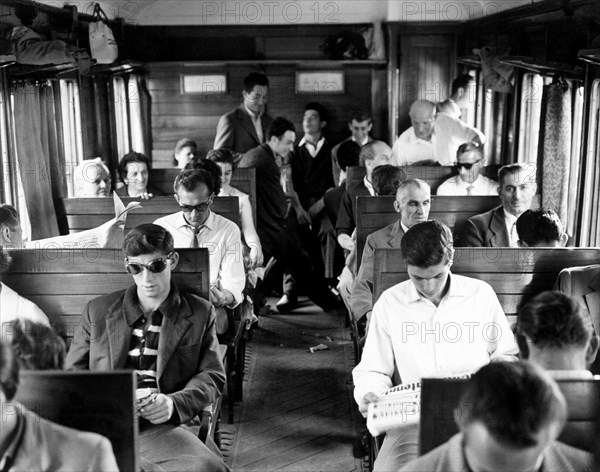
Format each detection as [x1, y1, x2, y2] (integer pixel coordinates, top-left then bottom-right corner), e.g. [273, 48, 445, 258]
[149, 168, 257, 222]
[419, 377, 600, 454]
[2, 248, 209, 342]
[372, 247, 600, 326]
[56, 196, 240, 233]
[14, 370, 138, 472]
[346, 165, 460, 194]
[355, 196, 500, 271]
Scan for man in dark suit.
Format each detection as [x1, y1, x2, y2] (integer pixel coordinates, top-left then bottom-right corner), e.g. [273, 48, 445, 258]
[351, 179, 431, 323]
[458, 163, 537, 247]
[214, 72, 273, 161]
[65, 224, 228, 472]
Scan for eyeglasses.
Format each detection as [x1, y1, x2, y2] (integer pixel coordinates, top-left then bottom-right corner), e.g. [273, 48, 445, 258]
[456, 159, 483, 170]
[177, 195, 213, 213]
[125, 253, 173, 275]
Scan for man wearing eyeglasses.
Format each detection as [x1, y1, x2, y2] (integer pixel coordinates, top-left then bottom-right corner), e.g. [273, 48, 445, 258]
[66, 224, 229, 472]
[154, 168, 245, 317]
[436, 142, 498, 196]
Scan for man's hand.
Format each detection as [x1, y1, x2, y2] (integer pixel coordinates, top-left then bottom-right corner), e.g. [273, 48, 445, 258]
[296, 206, 312, 226]
[308, 198, 325, 220]
[337, 233, 355, 252]
[210, 285, 234, 307]
[138, 394, 174, 424]
[249, 243, 264, 268]
[359, 392, 379, 417]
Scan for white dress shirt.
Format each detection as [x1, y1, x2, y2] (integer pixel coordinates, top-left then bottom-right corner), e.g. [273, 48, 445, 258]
[0, 282, 50, 325]
[503, 209, 519, 247]
[436, 174, 499, 196]
[299, 136, 325, 158]
[154, 211, 245, 306]
[352, 273, 518, 404]
[363, 177, 376, 196]
[391, 113, 484, 166]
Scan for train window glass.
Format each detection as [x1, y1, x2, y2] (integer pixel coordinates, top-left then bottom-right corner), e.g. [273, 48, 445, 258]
[0, 78, 10, 204]
[517, 73, 544, 163]
[59, 80, 84, 197]
[462, 69, 477, 128]
[113, 76, 130, 159]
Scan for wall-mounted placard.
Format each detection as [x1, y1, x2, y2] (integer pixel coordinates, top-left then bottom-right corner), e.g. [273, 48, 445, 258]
[181, 74, 227, 94]
[295, 71, 344, 94]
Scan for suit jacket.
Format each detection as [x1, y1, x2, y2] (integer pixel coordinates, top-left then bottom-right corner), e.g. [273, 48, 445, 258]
[214, 105, 273, 158]
[351, 220, 405, 320]
[457, 205, 509, 247]
[336, 180, 372, 238]
[8, 404, 119, 472]
[65, 284, 226, 424]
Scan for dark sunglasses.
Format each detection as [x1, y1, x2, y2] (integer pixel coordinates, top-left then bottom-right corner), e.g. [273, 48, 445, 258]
[177, 195, 213, 213]
[456, 160, 482, 170]
[125, 253, 173, 275]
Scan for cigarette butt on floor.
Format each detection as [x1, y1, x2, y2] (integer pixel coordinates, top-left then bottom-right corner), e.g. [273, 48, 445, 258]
[309, 343, 329, 353]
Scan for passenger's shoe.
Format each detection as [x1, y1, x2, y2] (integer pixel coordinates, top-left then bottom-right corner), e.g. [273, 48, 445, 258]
[276, 293, 298, 312]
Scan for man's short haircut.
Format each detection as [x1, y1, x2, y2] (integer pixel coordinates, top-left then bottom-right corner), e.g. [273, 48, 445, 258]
[305, 102, 329, 123]
[206, 148, 235, 168]
[359, 140, 387, 167]
[397, 178, 429, 196]
[455, 361, 567, 447]
[176, 165, 220, 196]
[123, 223, 175, 258]
[0, 340, 19, 401]
[456, 141, 484, 160]
[172, 138, 197, 166]
[516, 291, 593, 354]
[243, 72, 269, 93]
[498, 163, 528, 187]
[118, 151, 151, 183]
[73, 158, 111, 193]
[401, 220, 453, 267]
[337, 141, 361, 171]
[267, 117, 295, 141]
[2, 320, 66, 370]
[451, 74, 474, 96]
[349, 109, 372, 124]
[0, 204, 19, 232]
[372, 165, 406, 196]
[516, 209, 564, 247]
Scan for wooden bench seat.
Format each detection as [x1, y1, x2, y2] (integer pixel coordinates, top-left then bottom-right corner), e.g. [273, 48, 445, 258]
[355, 196, 501, 271]
[149, 167, 257, 222]
[56, 196, 240, 234]
[372, 247, 600, 326]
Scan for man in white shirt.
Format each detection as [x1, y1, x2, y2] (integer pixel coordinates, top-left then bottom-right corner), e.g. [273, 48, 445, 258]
[331, 110, 374, 186]
[437, 74, 475, 120]
[436, 142, 498, 196]
[353, 220, 518, 471]
[458, 163, 538, 247]
[391, 100, 485, 166]
[154, 168, 245, 312]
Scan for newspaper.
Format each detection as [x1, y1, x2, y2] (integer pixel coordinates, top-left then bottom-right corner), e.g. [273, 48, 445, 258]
[366, 373, 472, 436]
[26, 193, 142, 249]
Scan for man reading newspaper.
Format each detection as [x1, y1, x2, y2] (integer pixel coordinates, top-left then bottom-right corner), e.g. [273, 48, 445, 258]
[352, 220, 518, 471]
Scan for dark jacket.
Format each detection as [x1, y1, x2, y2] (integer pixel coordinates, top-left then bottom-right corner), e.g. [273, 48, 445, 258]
[457, 205, 510, 247]
[213, 105, 273, 158]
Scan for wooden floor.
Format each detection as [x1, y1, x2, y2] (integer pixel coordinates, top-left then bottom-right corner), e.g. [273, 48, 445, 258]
[223, 297, 366, 472]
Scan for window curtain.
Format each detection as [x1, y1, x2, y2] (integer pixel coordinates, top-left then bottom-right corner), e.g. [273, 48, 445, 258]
[13, 83, 61, 239]
[537, 82, 572, 227]
[128, 74, 151, 157]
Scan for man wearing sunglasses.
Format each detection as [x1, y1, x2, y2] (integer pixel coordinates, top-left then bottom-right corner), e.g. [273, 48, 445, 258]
[154, 168, 245, 319]
[66, 224, 228, 471]
[436, 142, 498, 196]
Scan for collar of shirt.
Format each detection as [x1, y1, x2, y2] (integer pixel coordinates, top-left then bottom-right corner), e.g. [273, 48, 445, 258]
[503, 208, 518, 236]
[352, 135, 370, 146]
[243, 104, 261, 122]
[408, 127, 436, 146]
[405, 272, 467, 304]
[547, 369, 594, 380]
[400, 221, 410, 234]
[299, 136, 325, 158]
[123, 283, 181, 325]
[176, 210, 216, 232]
[363, 177, 375, 196]
[0, 408, 24, 472]
[456, 174, 485, 190]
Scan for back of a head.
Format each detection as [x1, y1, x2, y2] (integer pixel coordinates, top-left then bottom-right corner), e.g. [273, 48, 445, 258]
[337, 140, 361, 171]
[359, 140, 389, 167]
[517, 291, 593, 354]
[455, 361, 567, 448]
[123, 223, 174, 258]
[0, 204, 19, 233]
[243, 72, 269, 93]
[0, 339, 19, 401]
[401, 220, 453, 267]
[118, 151, 151, 183]
[2, 319, 66, 370]
[267, 117, 295, 141]
[179, 162, 221, 195]
[372, 165, 406, 196]
[305, 102, 329, 123]
[516, 209, 564, 247]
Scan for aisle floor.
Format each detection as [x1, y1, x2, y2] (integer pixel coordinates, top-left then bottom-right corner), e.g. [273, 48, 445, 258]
[224, 297, 366, 472]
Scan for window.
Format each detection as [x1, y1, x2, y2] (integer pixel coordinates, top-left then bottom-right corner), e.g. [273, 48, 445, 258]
[566, 81, 585, 240]
[60, 79, 84, 197]
[517, 73, 544, 163]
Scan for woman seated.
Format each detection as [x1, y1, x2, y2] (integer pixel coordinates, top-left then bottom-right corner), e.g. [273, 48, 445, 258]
[173, 138, 197, 169]
[0, 245, 49, 325]
[73, 158, 111, 198]
[116, 151, 158, 199]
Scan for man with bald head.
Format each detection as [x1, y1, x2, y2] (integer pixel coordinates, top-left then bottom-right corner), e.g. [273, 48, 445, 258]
[351, 179, 431, 324]
[391, 99, 484, 166]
